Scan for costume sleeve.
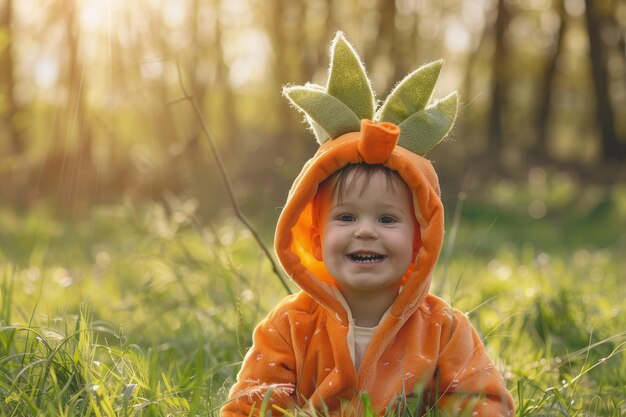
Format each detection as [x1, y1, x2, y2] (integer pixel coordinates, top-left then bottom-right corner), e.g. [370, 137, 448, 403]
[432, 309, 515, 417]
[221, 313, 297, 417]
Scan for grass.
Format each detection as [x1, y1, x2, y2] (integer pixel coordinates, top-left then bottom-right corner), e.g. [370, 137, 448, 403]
[1, 179, 625, 416]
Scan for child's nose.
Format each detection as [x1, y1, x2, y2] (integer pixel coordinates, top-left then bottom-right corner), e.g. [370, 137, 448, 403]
[354, 221, 377, 239]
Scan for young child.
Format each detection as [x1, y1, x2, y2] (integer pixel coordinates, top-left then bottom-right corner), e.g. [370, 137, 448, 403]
[221, 33, 514, 417]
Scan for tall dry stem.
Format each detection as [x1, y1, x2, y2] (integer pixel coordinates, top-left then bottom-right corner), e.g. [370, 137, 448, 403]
[169, 62, 292, 296]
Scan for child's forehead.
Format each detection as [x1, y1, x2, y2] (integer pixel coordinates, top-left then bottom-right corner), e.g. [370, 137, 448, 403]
[317, 171, 410, 214]
[331, 167, 407, 197]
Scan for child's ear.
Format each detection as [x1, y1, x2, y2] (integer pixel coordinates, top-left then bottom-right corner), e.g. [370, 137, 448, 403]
[312, 229, 323, 261]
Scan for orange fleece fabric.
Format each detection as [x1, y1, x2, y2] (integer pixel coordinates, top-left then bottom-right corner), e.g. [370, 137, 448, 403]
[222, 120, 514, 416]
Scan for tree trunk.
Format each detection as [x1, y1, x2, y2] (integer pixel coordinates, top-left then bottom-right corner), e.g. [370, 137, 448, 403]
[379, 0, 396, 95]
[0, 0, 24, 156]
[61, 0, 94, 210]
[359, 0, 416, 96]
[535, 0, 567, 158]
[390, 5, 418, 89]
[487, 0, 510, 160]
[461, 10, 490, 156]
[583, 0, 625, 160]
[65, 0, 91, 155]
[213, 0, 238, 148]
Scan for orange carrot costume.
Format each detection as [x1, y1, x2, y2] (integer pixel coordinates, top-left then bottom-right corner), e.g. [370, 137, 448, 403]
[222, 33, 514, 417]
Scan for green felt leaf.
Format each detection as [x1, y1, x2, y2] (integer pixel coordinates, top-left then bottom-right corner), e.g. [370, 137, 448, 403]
[397, 91, 459, 156]
[326, 32, 375, 121]
[283, 86, 361, 143]
[377, 60, 443, 125]
[306, 115, 331, 144]
[302, 83, 331, 143]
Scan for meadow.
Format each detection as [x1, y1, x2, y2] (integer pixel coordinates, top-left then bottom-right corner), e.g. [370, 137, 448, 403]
[1, 174, 625, 416]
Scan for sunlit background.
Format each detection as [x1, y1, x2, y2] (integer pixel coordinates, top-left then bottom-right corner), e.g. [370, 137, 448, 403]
[1, 0, 624, 220]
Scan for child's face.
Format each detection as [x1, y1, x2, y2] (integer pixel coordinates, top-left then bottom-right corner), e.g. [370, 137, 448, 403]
[317, 170, 416, 297]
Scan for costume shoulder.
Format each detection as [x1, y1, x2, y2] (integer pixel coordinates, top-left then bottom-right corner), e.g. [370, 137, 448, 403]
[418, 294, 457, 322]
[263, 291, 324, 330]
[271, 291, 318, 314]
[419, 293, 487, 348]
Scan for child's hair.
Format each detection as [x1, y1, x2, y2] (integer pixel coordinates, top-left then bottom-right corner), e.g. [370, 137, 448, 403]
[326, 164, 406, 205]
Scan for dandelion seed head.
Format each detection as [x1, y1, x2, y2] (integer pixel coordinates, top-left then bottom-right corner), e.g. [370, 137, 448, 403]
[240, 289, 254, 303]
[241, 381, 295, 401]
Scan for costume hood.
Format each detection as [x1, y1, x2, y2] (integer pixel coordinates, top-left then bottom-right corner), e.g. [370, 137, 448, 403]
[275, 32, 459, 326]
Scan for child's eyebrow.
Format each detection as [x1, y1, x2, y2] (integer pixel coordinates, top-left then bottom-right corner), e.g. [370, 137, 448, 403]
[329, 202, 409, 213]
[328, 202, 351, 210]
[379, 203, 405, 210]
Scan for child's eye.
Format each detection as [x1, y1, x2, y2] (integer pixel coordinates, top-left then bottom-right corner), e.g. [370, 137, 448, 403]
[379, 215, 397, 224]
[336, 214, 355, 222]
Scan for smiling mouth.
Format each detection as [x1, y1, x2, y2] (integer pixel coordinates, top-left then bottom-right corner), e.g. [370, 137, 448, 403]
[348, 252, 386, 263]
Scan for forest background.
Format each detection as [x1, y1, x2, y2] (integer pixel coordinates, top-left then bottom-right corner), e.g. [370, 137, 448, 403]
[0, 0, 625, 415]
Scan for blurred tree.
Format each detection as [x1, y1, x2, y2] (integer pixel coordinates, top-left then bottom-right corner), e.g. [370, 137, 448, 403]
[295, 0, 333, 80]
[33, 0, 97, 211]
[0, 0, 24, 156]
[461, 2, 490, 154]
[266, 0, 292, 134]
[206, 0, 238, 152]
[362, 0, 417, 95]
[258, 0, 314, 202]
[1, 0, 624, 214]
[64, 0, 92, 158]
[147, 3, 181, 160]
[58, 0, 95, 209]
[535, 0, 567, 158]
[488, 0, 511, 161]
[584, 0, 626, 160]
[181, 0, 230, 208]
